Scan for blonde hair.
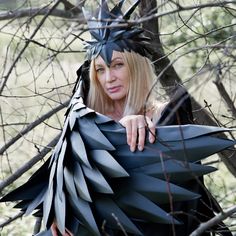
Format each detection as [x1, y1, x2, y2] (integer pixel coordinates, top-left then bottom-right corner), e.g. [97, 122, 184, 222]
[87, 50, 158, 116]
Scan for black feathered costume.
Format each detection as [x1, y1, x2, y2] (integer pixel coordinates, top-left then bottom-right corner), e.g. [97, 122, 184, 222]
[1, 1, 235, 235]
[1, 62, 234, 236]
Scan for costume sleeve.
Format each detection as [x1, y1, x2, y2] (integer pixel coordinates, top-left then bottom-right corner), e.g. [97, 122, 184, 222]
[1, 69, 234, 236]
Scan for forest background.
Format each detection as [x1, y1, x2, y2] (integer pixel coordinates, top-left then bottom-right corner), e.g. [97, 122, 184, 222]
[0, 0, 235, 235]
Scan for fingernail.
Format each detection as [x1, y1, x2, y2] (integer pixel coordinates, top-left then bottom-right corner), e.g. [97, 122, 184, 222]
[130, 146, 135, 152]
[150, 136, 155, 143]
[138, 145, 143, 151]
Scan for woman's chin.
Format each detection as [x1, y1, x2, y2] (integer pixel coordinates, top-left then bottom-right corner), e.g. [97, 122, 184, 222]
[108, 93, 126, 101]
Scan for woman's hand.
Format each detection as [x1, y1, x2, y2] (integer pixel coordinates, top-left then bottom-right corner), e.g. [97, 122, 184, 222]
[119, 115, 156, 152]
[51, 222, 73, 236]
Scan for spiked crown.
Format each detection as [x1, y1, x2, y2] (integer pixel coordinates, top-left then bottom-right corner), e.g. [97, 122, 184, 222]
[82, 0, 151, 65]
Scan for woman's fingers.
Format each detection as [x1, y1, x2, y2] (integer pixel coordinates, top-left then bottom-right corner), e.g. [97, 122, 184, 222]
[51, 223, 73, 236]
[130, 119, 139, 152]
[138, 116, 155, 150]
[137, 125, 146, 151]
[51, 223, 58, 236]
[124, 119, 132, 146]
[146, 118, 156, 143]
[125, 118, 138, 152]
[65, 229, 73, 236]
[120, 115, 140, 152]
[119, 115, 156, 152]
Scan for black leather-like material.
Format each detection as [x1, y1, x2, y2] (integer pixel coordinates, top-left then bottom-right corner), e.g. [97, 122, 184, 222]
[1, 73, 234, 236]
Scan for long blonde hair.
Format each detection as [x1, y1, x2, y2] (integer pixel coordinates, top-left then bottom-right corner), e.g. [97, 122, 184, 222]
[87, 50, 158, 116]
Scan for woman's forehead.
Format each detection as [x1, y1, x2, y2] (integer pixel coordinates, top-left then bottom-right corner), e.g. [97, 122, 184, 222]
[95, 51, 124, 66]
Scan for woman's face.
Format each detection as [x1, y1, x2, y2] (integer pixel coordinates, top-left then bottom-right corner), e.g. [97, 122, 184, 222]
[94, 51, 129, 103]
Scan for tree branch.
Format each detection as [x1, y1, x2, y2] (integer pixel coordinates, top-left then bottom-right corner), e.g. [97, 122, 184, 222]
[135, 1, 236, 24]
[0, 134, 60, 192]
[0, 7, 74, 21]
[214, 77, 236, 119]
[0, 0, 62, 95]
[60, 0, 82, 14]
[0, 99, 69, 155]
[190, 205, 236, 236]
[0, 0, 83, 21]
[0, 212, 24, 228]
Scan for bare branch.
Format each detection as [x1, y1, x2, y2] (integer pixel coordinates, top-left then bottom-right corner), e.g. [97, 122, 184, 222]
[60, 0, 82, 14]
[0, 212, 24, 228]
[0, 0, 83, 22]
[134, 1, 236, 24]
[0, 122, 29, 128]
[214, 76, 236, 119]
[0, 7, 74, 21]
[190, 205, 236, 236]
[0, 134, 60, 192]
[0, 99, 69, 155]
[0, 0, 63, 95]
[153, 24, 236, 65]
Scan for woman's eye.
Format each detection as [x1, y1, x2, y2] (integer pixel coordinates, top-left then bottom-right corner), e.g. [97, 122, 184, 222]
[113, 63, 123, 68]
[96, 68, 104, 73]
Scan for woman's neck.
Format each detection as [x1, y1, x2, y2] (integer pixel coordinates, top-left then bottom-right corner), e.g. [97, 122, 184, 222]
[107, 101, 125, 121]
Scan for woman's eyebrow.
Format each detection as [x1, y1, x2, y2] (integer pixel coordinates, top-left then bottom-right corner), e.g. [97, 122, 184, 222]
[95, 57, 123, 67]
[94, 63, 104, 67]
[111, 57, 123, 62]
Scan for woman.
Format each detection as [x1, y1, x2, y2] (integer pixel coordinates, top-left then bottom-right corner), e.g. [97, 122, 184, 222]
[49, 0, 230, 233]
[88, 50, 162, 152]
[49, 47, 230, 236]
[1, 1, 233, 236]
[51, 49, 166, 236]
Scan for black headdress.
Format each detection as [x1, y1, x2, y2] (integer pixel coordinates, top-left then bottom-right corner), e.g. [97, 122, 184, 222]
[83, 0, 151, 65]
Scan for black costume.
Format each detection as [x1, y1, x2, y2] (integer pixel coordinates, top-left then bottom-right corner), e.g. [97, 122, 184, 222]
[1, 63, 234, 236]
[1, 1, 235, 235]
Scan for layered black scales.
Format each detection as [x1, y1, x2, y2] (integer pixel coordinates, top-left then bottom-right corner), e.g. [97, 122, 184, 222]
[1, 63, 235, 236]
[83, 0, 152, 64]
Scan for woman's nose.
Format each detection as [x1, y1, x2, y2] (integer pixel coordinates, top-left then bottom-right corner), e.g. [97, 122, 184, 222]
[105, 69, 115, 82]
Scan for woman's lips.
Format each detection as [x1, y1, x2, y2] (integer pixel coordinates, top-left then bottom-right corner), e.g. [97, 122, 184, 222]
[107, 86, 121, 93]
